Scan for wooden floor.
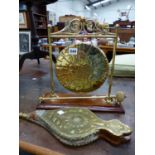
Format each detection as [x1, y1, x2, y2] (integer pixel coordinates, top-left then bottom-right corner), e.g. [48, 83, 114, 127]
[19, 59, 135, 155]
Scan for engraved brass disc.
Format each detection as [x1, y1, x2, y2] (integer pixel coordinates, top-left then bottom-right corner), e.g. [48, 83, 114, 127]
[56, 43, 109, 92]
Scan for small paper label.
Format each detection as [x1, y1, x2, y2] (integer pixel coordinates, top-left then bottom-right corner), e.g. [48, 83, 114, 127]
[69, 48, 78, 55]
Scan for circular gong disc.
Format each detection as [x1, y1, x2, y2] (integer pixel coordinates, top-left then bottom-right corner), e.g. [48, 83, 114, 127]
[56, 43, 109, 92]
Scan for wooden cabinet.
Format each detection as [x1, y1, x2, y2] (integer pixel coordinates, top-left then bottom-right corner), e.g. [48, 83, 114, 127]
[110, 20, 135, 42]
[19, 3, 48, 38]
[59, 15, 81, 23]
[110, 28, 135, 42]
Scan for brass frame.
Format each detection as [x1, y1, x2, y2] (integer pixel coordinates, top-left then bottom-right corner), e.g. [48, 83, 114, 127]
[40, 19, 118, 104]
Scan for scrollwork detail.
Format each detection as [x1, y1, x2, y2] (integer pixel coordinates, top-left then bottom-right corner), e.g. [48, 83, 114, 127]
[85, 20, 96, 33]
[69, 19, 82, 33]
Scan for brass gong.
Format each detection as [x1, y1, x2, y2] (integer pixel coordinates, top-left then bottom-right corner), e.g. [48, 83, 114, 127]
[56, 43, 109, 92]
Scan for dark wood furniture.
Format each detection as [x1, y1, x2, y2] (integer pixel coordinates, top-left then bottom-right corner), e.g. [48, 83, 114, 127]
[59, 15, 81, 23]
[32, 12, 47, 38]
[20, 140, 64, 155]
[100, 45, 135, 54]
[112, 20, 135, 28]
[109, 20, 135, 42]
[110, 28, 135, 42]
[37, 92, 125, 113]
[98, 45, 135, 62]
[19, 0, 58, 71]
[19, 59, 135, 155]
[19, 1, 50, 38]
[41, 44, 135, 62]
[41, 44, 135, 54]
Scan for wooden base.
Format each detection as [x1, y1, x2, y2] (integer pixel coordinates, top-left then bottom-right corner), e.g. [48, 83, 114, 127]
[36, 93, 125, 113]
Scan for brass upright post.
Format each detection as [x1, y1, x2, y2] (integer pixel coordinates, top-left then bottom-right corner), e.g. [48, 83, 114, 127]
[108, 25, 118, 97]
[48, 25, 55, 95]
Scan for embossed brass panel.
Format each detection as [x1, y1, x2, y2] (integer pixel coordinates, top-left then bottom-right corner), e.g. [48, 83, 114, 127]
[20, 108, 132, 146]
[56, 43, 109, 92]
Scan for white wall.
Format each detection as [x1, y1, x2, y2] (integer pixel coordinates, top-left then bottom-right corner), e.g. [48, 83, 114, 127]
[47, 0, 135, 24]
[47, 0, 90, 23]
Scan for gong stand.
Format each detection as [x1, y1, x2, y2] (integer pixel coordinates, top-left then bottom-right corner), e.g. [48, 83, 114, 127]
[37, 18, 125, 113]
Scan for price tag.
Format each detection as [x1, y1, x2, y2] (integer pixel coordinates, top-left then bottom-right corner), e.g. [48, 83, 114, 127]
[69, 48, 78, 55]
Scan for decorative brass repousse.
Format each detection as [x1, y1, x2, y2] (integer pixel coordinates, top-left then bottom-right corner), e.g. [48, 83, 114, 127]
[20, 108, 132, 146]
[56, 43, 109, 92]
